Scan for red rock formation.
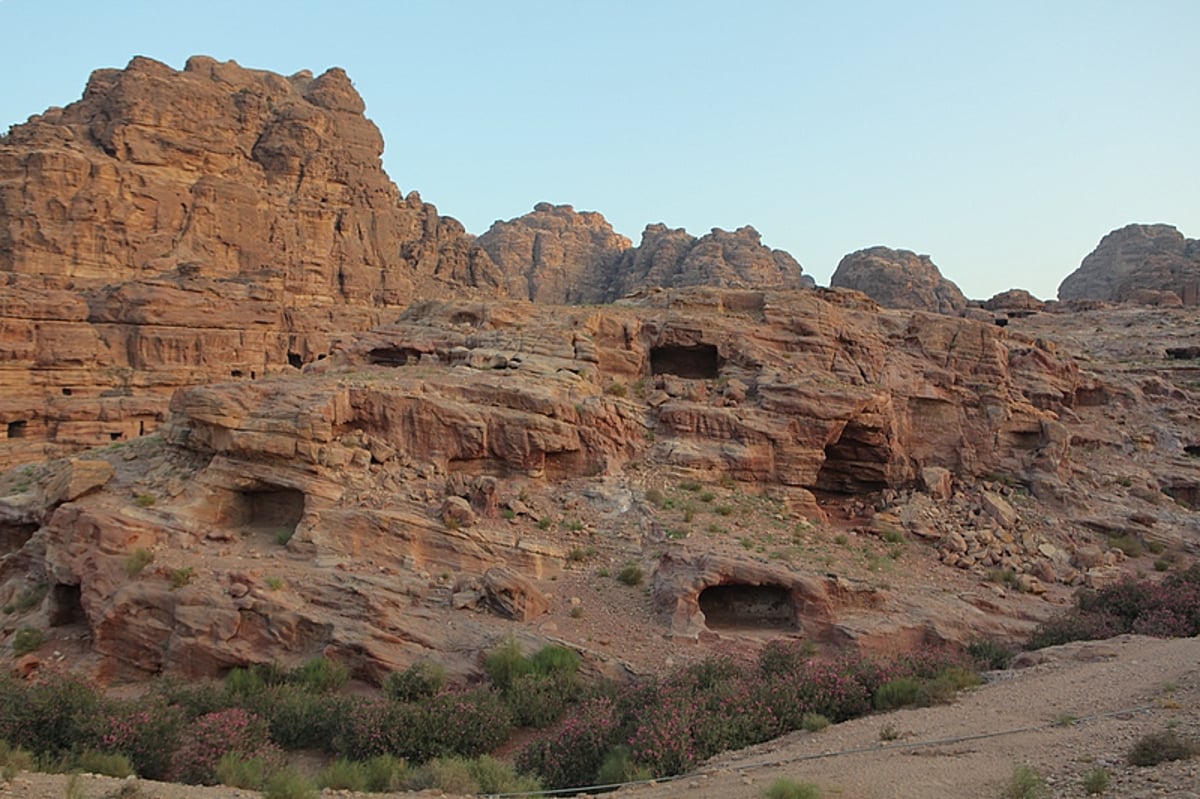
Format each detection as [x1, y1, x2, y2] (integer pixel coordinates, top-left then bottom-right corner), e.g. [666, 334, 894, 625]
[831, 246, 968, 314]
[0, 56, 503, 468]
[1057, 223, 1200, 305]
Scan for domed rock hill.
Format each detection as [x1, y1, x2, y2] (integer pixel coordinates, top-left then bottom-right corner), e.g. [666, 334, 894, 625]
[1058, 223, 1200, 305]
[830, 246, 968, 315]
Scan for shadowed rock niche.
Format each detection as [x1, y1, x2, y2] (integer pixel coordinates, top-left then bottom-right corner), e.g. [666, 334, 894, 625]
[815, 417, 893, 494]
[1, 522, 38, 554]
[227, 486, 306, 539]
[699, 583, 797, 631]
[650, 344, 721, 379]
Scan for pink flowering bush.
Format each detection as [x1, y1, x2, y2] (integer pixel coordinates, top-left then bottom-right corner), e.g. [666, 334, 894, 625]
[1029, 564, 1200, 648]
[516, 697, 620, 789]
[78, 696, 185, 779]
[168, 707, 281, 785]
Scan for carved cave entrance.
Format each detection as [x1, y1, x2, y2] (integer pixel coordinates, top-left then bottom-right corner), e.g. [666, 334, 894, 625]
[6, 420, 27, 439]
[1, 522, 38, 555]
[1163, 482, 1200, 511]
[650, 344, 721, 380]
[229, 487, 306, 539]
[367, 347, 425, 367]
[814, 418, 893, 494]
[48, 583, 85, 627]
[699, 583, 797, 630]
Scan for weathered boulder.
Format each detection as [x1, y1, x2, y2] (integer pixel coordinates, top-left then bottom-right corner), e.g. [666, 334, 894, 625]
[831, 246, 967, 314]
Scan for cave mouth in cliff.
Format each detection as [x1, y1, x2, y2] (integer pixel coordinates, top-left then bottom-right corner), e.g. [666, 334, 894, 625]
[1166, 346, 1200, 360]
[367, 346, 424, 367]
[699, 583, 796, 630]
[1, 522, 38, 554]
[234, 487, 305, 538]
[814, 419, 892, 494]
[650, 344, 721, 380]
[6, 420, 27, 439]
[1163, 482, 1200, 510]
[1185, 445, 1200, 458]
[48, 583, 85, 627]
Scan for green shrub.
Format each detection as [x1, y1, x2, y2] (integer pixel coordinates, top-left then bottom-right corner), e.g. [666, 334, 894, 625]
[531, 644, 580, 677]
[363, 754, 409, 792]
[73, 749, 134, 778]
[967, 637, 1015, 670]
[12, 626, 45, 656]
[1002, 764, 1048, 799]
[617, 562, 643, 586]
[215, 752, 272, 789]
[1081, 765, 1110, 794]
[764, 777, 822, 799]
[253, 687, 345, 751]
[604, 382, 627, 398]
[596, 745, 651, 786]
[644, 487, 666, 507]
[168, 707, 281, 785]
[406, 756, 476, 793]
[1107, 533, 1144, 558]
[384, 662, 447, 703]
[225, 666, 269, 700]
[168, 567, 194, 590]
[0, 740, 35, 773]
[1127, 729, 1199, 766]
[316, 757, 368, 792]
[76, 695, 185, 780]
[484, 638, 533, 692]
[262, 768, 317, 799]
[873, 677, 921, 711]
[801, 713, 830, 733]
[125, 548, 154, 577]
[0, 675, 99, 757]
[292, 656, 349, 693]
[466, 754, 542, 794]
[506, 672, 575, 727]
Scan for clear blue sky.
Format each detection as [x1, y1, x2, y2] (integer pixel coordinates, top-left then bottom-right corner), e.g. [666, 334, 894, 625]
[2, 0, 1196, 300]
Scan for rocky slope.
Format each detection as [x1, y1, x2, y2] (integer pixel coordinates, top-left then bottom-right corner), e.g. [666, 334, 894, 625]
[1058, 223, 1200, 305]
[4, 283, 1199, 686]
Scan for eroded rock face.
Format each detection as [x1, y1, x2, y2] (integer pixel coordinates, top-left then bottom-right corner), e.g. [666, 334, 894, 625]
[831, 246, 968, 314]
[476, 202, 631, 303]
[0, 55, 503, 468]
[0, 287, 1090, 679]
[477, 208, 811, 303]
[1058, 224, 1200, 305]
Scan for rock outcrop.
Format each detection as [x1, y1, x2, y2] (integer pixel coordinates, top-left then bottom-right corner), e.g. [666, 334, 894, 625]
[0, 55, 504, 468]
[607, 223, 812, 298]
[1057, 223, 1200, 305]
[830, 246, 968, 314]
[1, 287, 1092, 679]
[475, 202, 631, 303]
[477, 206, 811, 303]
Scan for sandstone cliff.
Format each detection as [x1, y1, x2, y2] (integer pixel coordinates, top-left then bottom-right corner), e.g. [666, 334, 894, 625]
[1057, 223, 1200, 305]
[477, 205, 811, 303]
[830, 246, 968, 315]
[0, 55, 506, 468]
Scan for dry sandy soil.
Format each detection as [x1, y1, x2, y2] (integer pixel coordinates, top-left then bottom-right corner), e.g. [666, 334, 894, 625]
[3, 634, 1197, 799]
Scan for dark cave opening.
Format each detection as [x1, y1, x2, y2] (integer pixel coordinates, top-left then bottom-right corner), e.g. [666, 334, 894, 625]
[0, 522, 38, 554]
[814, 418, 893, 494]
[1163, 482, 1200, 510]
[48, 583, 85, 627]
[1166, 346, 1200, 360]
[367, 347, 425, 367]
[232, 487, 306, 538]
[6, 420, 28, 439]
[288, 352, 304, 368]
[650, 344, 721, 380]
[699, 583, 796, 630]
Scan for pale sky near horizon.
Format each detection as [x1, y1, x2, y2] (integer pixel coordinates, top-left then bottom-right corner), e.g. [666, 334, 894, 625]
[1, 1, 1196, 301]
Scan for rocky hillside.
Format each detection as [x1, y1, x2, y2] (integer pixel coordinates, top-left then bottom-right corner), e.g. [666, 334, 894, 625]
[0, 58, 813, 469]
